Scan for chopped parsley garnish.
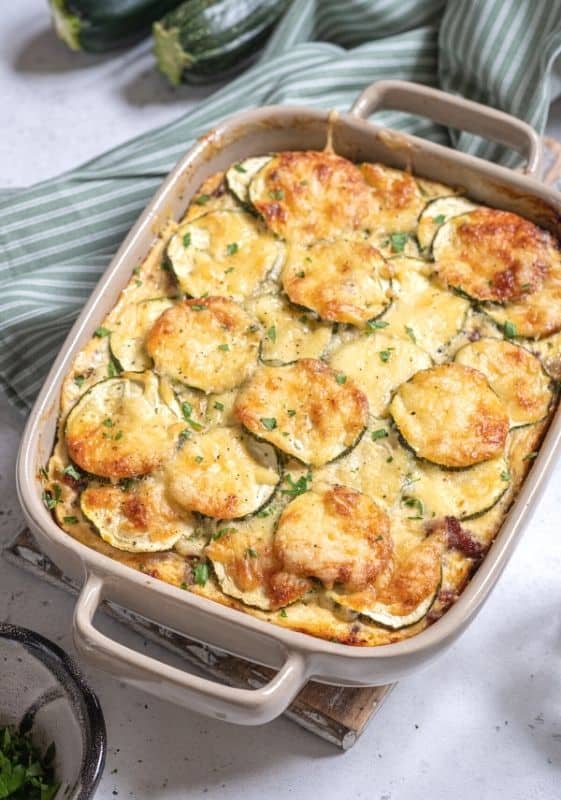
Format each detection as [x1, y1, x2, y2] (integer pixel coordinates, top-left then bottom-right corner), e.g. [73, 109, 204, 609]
[390, 232, 408, 253]
[224, 267, 235, 274]
[404, 325, 417, 343]
[267, 325, 277, 342]
[502, 320, 517, 339]
[182, 232, 191, 248]
[278, 608, 288, 618]
[335, 373, 347, 385]
[107, 358, 119, 378]
[287, 409, 296, 417]
[42, 484, 61, 511]
[180, 582, 188, 590]
[0, 726, 59, 800]
[234, 163, 247, 173]
[371, 429, 389, 441]
[366, 319, 389, 334]
[433, 214, 446, 224]
[260, 417, 277, 430]
[194, 194, 210, 206]
[161, 259, 171, 272]
[63, 516, 79, 525]
[281, 473, 311, 497]
[114, 430, 123, 441]
[63, 464, 81, 480]
[296, 270, 306, 278]
[213, 527, 236, 540]
[245, 548, 258, 558]
[226, 242, 239, 256]
[500, 470, 511, 481]
[94, 326, 110, 338]
[195, 455, 204, 464]
[379, 348, 393, 363]
[73, 375, 85, 388]
[218, 343, 230, 352]
[523, 451, 538, 461]
[269, 189, 284, 200]
[178, 428, 191, 445]
[102, 417, 114, 427]
[213, 401, 224, 411]
[120, 478, 135, 491]
[181, 401, 193, 420]
[187, 418, 203, 431]
[402, 495, 424, 519]
[193, 561, 209, 586]
[190, 304, 206, 311]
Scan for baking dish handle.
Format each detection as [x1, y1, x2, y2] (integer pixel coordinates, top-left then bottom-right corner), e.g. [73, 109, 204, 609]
[350, 79, 542, 176]
[73, 573, 309, 725]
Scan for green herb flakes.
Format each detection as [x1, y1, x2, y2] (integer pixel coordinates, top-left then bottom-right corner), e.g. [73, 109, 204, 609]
[267, 326, 277, 342]
[278, 608, 288, 618]
[269, 189, 284, 200]
[218, 343, 230, 352]
[63, 516, 79, 525]
[190, 304, 206, 311]
[390, 232, 408, 253]
[281, 473, 311, 497]
[245, 548, 258, 558]
[502, 320, 517, 339]
[234, 163, 247, 173]
[42, 484, 61, 511]
[73, 375, 85, 388]
[433, 214, 446, 224]
[366, 319, 389, 334]
[335, 373, 347, 385]
[371, 429, 389, 441]
[213, 401, 224, 411]
[226, 242, 239, 256]
[107, 358, 119, 378]
[182, 232, 191, 248]
[260, 417, 277, 430]
[181, 401, 193, 420]
[193, 561, 209, 586]
[404, 325, 417, 343]
[213, 527, 236, 540]
[0, 726, 59, 800]
[94, 326, 110, 338]
[500, 470, 511, 482]
[194, 194, 210, 206]
[379, 348, 393, 363]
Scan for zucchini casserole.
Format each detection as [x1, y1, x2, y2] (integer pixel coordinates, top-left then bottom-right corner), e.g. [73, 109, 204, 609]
[43, 148, 561, 646]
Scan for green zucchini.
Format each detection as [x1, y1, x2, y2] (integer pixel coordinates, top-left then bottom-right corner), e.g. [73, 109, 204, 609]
[153, 0, 289, 86]
[49, 0, 180, 52]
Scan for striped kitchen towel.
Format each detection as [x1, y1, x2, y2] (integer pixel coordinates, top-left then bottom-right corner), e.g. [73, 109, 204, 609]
[1, 0, 561, 411]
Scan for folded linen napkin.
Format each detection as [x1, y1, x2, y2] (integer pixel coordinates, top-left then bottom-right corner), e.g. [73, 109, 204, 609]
[1, 0, 561, 411]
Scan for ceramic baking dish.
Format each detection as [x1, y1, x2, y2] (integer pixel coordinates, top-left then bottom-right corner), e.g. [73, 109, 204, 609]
[16, 80, 561, 725]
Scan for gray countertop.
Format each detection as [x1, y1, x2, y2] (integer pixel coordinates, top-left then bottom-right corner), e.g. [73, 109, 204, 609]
[1, 3, 561, 799]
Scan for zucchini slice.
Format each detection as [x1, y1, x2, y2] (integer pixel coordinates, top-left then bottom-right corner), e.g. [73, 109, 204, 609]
[328, 531, 443, 629]
[80, 475, 196, 553]
[65, 371, 180, 479]
[145, 297, 261, 394]
[432, 208, 558, 303]
[167, 209, 283, 301]
[248, 150, 376, 243]
[234, 359, 369, 467]
[226, 157, 272, 205]
[455, 339, 552, 427]
[248, 293, 332, 364]
[532, 329, 561, 379]
[313, 421, 415, 512]
[329, 332, 431, 417]
[110, 297, 174, 372]
[416, 195, 477, 251]
[165, 426, 280, 520]
[404, 455, 510, 521]
[282, 238, 392, 326]
[359, 162, 425, 233]
[389, 363, 509, 468]
[382, 257, 469, 358]
[274, 485, 392, 592]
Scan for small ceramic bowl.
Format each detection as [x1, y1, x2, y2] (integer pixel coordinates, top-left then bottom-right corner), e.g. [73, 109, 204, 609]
[0, 622, 106, 799]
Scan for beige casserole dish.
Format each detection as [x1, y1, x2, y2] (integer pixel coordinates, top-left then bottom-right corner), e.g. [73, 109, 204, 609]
[16, 80, 561, 725]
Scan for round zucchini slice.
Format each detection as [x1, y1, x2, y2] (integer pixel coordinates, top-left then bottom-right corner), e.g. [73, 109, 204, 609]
[145, 297, 261, 394]
[248, 150, 376, 242]
[226, 156, 272, 205]
[382, 257, 469, 357]
[359, 162, 425, 233]
[328, 531, 443, 629]
[165, 426, 280, 520]
[404, 455, 510, 520]
[248, 294, 332, 364]
[432, 208, 558, 303]
[313, 421, 415, 511]
[389, 363, 509, 468]
[274, 485, 392, 592]
[416, 195, 477, 251]
[80, 476, 196, 553]
[167, 209, 283, 300]
[65, 371, 180, 479]
[455, 339, 552, 427]
[282, 238, 392, 326]
[329, 332, 431, 417]
[110, 298, 174, 372]
[234, 359, 369, 467]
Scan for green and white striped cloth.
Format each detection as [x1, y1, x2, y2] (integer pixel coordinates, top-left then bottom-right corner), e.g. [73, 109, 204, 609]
[2, 0, 561, 411]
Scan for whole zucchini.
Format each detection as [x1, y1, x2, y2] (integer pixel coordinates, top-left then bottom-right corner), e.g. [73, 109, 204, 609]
[153, 0, 289, 86]
[49, 0, 182, 52]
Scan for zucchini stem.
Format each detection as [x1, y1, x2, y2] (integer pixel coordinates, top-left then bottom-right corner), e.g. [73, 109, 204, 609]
[49, 0, 81, 51]
[153, 22, 193, 87]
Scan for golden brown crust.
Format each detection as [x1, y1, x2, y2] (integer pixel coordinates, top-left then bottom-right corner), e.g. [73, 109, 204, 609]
[360, 162, 425, 232]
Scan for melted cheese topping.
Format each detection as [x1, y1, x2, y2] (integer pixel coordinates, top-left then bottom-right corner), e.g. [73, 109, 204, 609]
[359, 162, 425, 232]
[65, 372, 180, 479]
[282, 238, 392, 326]
[249, 150, 375, 242]
[329, 332, 431, 417]
[390, 363, 509, 467]
[234, 359, 368, 466]
[110, 298, 174, 372]
[81, 476, 196, 552]
[248, 294, 332, 363]
[433, 208, 558, 303]
[146, 297, 261, 394]
[455, 339, 552, 426]
[165, 427, 279, 519]
[167, 209, 283, 300]
[382, 257, 469, 357]
[274, 486, 392, 592]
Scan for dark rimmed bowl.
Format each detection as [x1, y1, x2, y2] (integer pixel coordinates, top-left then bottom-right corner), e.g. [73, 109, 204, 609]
[0, 622, 106, 799]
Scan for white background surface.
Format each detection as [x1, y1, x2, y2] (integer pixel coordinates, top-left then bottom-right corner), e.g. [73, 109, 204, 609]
[2, 2, 561, 799]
